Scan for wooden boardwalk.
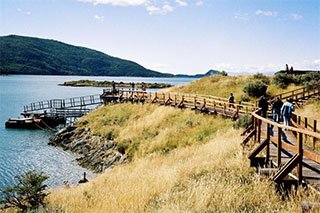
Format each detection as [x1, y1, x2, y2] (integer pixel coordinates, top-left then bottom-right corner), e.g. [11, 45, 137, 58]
[260, 120, 320, 190]
[243, 85, 320, 192]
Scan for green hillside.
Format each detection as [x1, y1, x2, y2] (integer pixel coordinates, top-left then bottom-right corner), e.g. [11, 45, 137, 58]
[0, 35, 173, 77]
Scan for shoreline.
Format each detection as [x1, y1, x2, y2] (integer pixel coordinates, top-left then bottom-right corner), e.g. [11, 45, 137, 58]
[49, 125, 128, 173]
[58, 80, 173, 89]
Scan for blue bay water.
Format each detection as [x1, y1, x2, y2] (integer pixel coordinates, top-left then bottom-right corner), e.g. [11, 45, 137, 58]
[0, 75, 195, 192]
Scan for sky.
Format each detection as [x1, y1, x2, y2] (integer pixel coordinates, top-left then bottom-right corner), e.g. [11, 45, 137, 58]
[1, 0, 319, 75]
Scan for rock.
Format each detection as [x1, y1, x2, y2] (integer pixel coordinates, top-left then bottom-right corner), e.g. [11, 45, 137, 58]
[48, 124, 128, 173]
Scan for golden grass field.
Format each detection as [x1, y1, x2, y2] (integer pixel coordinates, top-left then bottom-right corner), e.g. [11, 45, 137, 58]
[168, 75, 301, 102]
[45, 75, 319, 212]
[296, 98, 320, 121]
[48, 126, 319, 212]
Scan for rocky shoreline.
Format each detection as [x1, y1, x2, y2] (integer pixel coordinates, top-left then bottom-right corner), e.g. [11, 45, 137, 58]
[49, 125, 128, 173]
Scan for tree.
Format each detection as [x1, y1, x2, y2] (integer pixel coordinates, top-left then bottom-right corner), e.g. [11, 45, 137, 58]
[0, 170, 49, 212]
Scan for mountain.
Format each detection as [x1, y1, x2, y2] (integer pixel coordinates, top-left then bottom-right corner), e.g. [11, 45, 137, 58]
[0, 35, 173, 77]
[175, 69, 222, 78]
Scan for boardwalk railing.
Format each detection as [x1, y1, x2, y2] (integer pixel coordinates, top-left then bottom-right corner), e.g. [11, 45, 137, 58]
[23, 94, 102, 112]
[244, 108, 320, 184]
[272, 84, 320, 102]
[101, 89, 258, 118]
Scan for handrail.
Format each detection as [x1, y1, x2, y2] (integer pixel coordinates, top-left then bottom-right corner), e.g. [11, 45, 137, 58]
[249, 108, 320, 184]
[252, 110, 320, 139]
[273, 84, 320, 99]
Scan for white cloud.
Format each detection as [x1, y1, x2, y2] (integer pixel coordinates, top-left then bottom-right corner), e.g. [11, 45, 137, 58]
[176, 0, 187, 7]
[94, 14, 105, 21]
[234, 13, 248, 21]
[290, 13, 303, 21]
[79, 0, 180, 15]
[146, 3, 174, 15]
[17, 8, 32, 15]
[78, 0, 147, 6]
[255, 10, 278, 17]
[195, 0, 203, 6]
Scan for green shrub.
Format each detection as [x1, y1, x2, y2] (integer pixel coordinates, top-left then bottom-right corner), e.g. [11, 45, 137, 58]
[0, 171, 49, 212]
[272, 72, 320, 89]
[243, 81, 268, 98]
[233, 115, 252, 129]
[239, 95, 251, 103]
[272, 73, 295, 89]
[253, 73, 270, 85]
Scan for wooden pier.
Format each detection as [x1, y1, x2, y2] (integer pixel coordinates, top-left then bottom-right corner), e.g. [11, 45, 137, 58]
[6, 95, 102, 129]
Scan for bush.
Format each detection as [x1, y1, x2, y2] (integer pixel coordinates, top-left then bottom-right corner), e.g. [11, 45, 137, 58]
[239, 95, 251, 103]
[272, 73, 295, 89]
[243, 81, 268, 98]
[233, 115, 252, 129]
[272, 72, 320, 89]
[253, 73, 270, 85]
[0, 171, 49, 212]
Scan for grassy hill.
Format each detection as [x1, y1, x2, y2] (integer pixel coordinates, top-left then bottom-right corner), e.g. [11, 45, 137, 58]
[168, 75, 301, 102]
[0, 35, 173, 77]
[46, 75, 319, 212]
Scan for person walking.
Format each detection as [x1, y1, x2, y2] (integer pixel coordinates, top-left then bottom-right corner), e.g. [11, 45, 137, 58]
[228, 93, 235, 108]
[281, 98, 294, 127]
[272, 97, 283, 123]
[258, 96, 269, 118]
[111, 81, 116, 94]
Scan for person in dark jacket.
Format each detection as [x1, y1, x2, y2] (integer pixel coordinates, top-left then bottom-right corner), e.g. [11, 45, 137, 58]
[258, 96, 269, 118]
[272, 97, 283, 123]
[228, 93, 235, 108]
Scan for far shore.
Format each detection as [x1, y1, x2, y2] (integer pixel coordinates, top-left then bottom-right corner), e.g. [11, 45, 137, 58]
[58, 80, 173, 89]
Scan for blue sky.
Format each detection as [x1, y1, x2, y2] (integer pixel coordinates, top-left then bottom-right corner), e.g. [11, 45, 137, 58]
[1, 0, 319, 74]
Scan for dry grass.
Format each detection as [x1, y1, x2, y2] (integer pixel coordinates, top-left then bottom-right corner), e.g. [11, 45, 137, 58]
[77, 103, 231, 159]
[48, 128, 319, 212]
[296, 98, 320, 121]
[169, 75, 301, 102]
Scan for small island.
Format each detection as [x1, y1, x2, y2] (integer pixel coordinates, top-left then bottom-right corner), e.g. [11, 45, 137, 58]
[59, 80, 173, 89]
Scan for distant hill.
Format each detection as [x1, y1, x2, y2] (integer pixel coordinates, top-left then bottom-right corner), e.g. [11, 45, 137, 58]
[175, 69, 222, 78]
[0, 35, 173, 77]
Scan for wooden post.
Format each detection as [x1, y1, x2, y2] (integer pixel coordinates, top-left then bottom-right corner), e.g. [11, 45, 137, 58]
[266, 123, 270, 165]
[277, 127, 282, 167]
[257, 119, 261, 143]
[254, 117, 257, 141]
[304, 117, 308, 129]
[314, 120, 317, 150]
[297, 132, 303, 183]
[174, 95, 177, 106]
[194, 97, 197, 108]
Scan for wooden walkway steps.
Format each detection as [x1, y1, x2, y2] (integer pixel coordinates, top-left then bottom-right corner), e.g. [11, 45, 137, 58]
[243, 84, 320, 192]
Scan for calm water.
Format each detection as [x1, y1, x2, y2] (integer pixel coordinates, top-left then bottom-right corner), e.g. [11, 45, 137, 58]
[0, 75, 195, 192]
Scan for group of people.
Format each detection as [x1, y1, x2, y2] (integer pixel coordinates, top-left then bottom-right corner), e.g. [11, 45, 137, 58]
[286, 64, 294, 75]
[229, 93, 295, 127]
[111, 81, 147, 93]
[259, 96, 295, 126]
